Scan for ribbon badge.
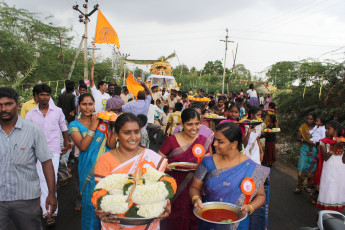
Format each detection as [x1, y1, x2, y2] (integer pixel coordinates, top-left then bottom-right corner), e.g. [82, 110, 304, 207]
[241, 177, 256, 204]
[97, 122, 108, 134]
[192, 144, 205, 164]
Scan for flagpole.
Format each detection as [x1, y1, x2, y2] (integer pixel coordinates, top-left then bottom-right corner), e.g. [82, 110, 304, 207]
[91, 41, 96, 76]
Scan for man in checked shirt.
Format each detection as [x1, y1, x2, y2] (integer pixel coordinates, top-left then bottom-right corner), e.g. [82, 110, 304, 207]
[0, 87, 57, 230]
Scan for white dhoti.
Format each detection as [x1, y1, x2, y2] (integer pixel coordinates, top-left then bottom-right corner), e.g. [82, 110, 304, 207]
[36, 154, 60, 217]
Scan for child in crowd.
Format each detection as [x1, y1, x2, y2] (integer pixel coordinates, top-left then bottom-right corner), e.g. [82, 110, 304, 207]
[235, 97, 246, 120]
[137, 114, 149, 148]
[316, 120, 345, 211]
[308, 116, 326, 155]
[262, 115, 278, 167]
[220, 103, 245, 134]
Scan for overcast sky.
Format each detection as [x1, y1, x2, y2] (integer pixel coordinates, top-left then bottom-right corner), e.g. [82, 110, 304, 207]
[8, 0, 345, 77]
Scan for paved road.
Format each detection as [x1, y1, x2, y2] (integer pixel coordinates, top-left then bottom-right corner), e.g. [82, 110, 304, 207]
[268, 165, 318, 230]
[10, 162, 319, 230]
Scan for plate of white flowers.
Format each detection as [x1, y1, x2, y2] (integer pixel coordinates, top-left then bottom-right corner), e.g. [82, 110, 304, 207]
[91, 167, 177, 225]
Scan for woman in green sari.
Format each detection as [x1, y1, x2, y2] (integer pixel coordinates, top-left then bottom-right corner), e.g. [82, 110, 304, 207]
[294, 113, 317, 193]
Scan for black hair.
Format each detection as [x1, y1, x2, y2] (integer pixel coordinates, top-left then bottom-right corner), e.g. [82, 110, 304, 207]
[0, 87, 19, 102]
[326, 120, 344, 137]
[269, 102, 276, 110]
[175, 102, 183, 111]
[137, 91, 146, 100]
[224, 101, 231, 111]
[115, 113, 141, 134]
[79, 80, 85, 85]
[190, 103, 202, 112]
[151, 99, 155, 105]
[208, 100, 216, 108]
[270, 115, 277, 127]
[307, 112, 316, 121]
[249, 84, 254, 89]
[235, 97, 243, 104]
[37, 84, 52, 94]
[78, 93, 94, 105]
[65, 80, 70, 85]
[182, 93, 187, 98]
[33, 84, 40, 97]
[128, 98, 133, 102]
[181, 108, 200, 124]
[66, 81, 75, 92]
[151, 86, 158, 90]
[163, 105, 169, 114]
[79, 83, 87, 91]
[216, 122, 243, 151]
[114, 86, 122, 96]
[218, 97, 225, 102]
[316, 115, 326, 125]
[229, 103, 240, 112]
[156, 99, 161, 104]
[97, 81, 107, 89]
[137, 114, 148, 128]
[248, 106, 260, 119]
[209, 95, 214, 100]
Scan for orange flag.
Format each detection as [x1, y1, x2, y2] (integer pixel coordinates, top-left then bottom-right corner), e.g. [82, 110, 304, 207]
[94, 10, 120, 48]
[126, 73, 144, 99]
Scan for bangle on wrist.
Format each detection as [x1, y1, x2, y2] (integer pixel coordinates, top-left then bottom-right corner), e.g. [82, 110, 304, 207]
[87, 130, 95, 137]
[192, 195, 201, 204]
[248, 204, 254, 215]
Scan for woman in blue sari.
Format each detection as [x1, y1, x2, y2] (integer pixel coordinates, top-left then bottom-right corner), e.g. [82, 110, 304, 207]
[190, 122, 270, 230]
[69, 93, 115, 230]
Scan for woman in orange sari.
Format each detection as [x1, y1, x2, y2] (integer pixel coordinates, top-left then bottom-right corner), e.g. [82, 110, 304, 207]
[94, 113, 171, 230]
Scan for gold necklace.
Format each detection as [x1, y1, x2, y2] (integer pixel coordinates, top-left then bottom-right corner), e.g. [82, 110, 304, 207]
[116, 147, 142, 162]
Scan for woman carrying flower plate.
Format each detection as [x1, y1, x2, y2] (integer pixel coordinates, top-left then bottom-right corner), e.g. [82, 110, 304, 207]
[158, 108, 213, 230]
[190, 122, 270, 230]
[94, 113, 171, 230]
[69, 93, 116, 230]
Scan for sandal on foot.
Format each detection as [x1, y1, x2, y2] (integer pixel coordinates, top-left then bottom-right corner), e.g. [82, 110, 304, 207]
[46, 216, 55, 226]
[293, 188, 302, 194]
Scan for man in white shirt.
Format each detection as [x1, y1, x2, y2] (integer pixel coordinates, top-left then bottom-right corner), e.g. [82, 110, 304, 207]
[90, 62, 110, 112]
[147, 99, 163, 144]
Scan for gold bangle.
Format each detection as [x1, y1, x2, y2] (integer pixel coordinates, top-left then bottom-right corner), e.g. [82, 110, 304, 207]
[329, 150, 335, 155]
[87, 130, 95, 137]
[192, 195, 201, 204]
[248, 204, 254, 215]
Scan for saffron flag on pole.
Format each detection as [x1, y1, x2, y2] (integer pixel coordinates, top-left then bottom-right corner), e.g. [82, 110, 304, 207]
[94, 10, 120, 48]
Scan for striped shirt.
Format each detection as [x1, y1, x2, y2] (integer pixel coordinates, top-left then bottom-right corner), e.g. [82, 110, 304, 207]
[0, 116, 53, 201]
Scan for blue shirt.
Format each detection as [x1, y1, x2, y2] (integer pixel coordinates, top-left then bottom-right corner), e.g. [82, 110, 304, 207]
[122, 95, 152, 116]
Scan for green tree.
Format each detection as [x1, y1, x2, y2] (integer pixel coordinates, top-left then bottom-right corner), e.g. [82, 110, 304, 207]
[202, 60, 223, 76]
[134, 67, 143, 78]
[266, 61, 299, 88]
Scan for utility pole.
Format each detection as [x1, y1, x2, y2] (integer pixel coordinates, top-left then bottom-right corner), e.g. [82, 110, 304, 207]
[73, 1, 99, 81]
[220, 28, 234, 94]
[122, 53, 130, 85]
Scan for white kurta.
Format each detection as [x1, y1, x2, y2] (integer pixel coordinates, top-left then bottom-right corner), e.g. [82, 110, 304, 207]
[36, 154, 60, 216]
[317, 142, 345, 210]
[244, 125, 262, 165]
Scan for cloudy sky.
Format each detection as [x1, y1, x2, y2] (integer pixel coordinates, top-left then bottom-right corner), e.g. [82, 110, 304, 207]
[8, 0, 345, 77]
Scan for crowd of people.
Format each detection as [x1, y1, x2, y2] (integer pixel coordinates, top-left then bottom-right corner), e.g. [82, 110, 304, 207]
[0, 74, 344, 230]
